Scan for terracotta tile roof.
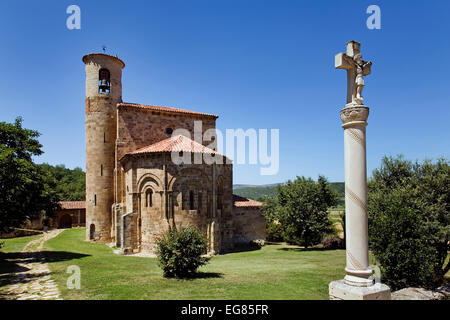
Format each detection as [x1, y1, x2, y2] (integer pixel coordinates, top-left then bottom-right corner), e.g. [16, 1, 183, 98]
[58, 201, 86, 210]
[232, 194, 263, 207]
[125, 134, 226, 158]
[117, 102, 218, 119]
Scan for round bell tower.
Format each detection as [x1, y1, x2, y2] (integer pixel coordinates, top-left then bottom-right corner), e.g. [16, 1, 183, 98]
[83, 53, 125, 242]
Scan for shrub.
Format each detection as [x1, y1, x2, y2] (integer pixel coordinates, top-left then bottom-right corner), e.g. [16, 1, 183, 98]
[156, 227, 210, 278]
[320, 235, 344, 249]
[368, 156, 450, 290]
[231, 240, 264, 253]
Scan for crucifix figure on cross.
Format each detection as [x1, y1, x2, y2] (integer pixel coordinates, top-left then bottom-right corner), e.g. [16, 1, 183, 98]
[335, 41, 372, 106]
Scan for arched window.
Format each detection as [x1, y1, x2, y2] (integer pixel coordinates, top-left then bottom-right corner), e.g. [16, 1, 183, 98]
[217, 182, 223, 212]
[145, 189, 153, 207]
[189, 190, 195, 210]
[168, 193, 174, 219]
[89, 224, 95, 240]
[165, 127, 173, 136]
[99, 68, 111, 93]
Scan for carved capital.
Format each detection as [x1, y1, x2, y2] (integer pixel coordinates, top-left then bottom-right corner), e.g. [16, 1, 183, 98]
[340, 105, 369, 126]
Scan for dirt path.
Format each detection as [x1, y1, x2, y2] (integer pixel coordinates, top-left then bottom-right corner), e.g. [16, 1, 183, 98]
[0, 229, 63, 300]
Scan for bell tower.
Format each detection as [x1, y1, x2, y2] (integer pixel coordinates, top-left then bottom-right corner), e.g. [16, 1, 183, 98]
[83, 53, 125, 242]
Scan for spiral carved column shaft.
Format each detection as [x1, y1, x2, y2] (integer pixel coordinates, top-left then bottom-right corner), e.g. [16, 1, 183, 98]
[340, 105, 373, 287]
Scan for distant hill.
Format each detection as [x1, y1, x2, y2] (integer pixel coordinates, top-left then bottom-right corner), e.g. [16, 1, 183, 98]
[233, 182, 345, 205]
[330, 182, 344, 195]
[233, 183, 280, 189]
[232, 184, 280, 200]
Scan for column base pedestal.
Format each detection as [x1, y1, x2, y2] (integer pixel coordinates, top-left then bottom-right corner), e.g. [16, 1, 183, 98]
[329, 280, 391, 300]
[344, 273, 374, 287]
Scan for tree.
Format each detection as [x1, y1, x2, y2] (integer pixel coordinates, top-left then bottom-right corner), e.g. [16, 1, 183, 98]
[368, 155, 450, 290]
[270, 176, 337, 248]
[261, 196, 279, 223]
[39, 164, 85, 201]
[262, 197, 285, 242]
[0, 118, 59, 233]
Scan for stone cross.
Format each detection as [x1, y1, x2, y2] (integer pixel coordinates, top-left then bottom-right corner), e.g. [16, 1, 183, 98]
[335, 41, 372, 106]
[329, 41, 391, 300]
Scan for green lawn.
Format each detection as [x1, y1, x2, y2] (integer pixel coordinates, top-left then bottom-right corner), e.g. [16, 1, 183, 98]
[43, 228, 346, 300]
[0, 234, 42, 253]
[0, 234, 44, 288]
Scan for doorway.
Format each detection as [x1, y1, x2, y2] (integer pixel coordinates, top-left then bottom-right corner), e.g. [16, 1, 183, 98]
[59, 214, 72, 229]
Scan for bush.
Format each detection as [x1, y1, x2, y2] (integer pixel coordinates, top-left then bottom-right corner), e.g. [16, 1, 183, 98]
[320, 235, 344, 249]
[231, 240, 264, 253]
[368, 156, 449, 290]
[266, 221, 284, 242]
[156, 228, 210, 278]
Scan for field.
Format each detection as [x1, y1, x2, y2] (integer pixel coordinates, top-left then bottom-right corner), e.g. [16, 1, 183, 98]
[42, 228, 346, 300]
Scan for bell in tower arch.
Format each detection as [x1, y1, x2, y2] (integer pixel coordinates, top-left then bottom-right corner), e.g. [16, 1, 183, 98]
[99, 68, 111, 93]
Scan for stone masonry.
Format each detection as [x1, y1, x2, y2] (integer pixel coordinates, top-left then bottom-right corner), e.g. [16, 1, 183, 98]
[83, 53, 266, 255]
[84, 53, 125, 243]
[0, 230, 63, 300]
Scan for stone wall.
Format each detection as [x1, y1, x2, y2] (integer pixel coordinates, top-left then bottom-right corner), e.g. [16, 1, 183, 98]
[112, 106, 218, 245]
[0, 229, 42, 239]
[84, 54, 124, 243]
[231, 206, 266, 245]
[116, 106, 217, 160]
[119, 152, 233, 254]
[53, 209, 86, 228]
[120, 212, 135, 253]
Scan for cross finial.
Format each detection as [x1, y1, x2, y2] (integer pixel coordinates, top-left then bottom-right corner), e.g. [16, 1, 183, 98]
[335, 41, 372, 106]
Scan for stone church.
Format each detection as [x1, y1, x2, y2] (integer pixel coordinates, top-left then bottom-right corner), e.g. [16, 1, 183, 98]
[83, 53, 266, 255]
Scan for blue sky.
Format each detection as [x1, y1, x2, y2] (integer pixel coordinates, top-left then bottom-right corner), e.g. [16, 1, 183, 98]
[0, 0, 449, 185]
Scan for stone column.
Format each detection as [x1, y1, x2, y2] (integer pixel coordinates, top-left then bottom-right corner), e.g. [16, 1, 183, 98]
[341, 105, 372, 286]
[329, 41, 390, 300]
[329, 105, 390, 300]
